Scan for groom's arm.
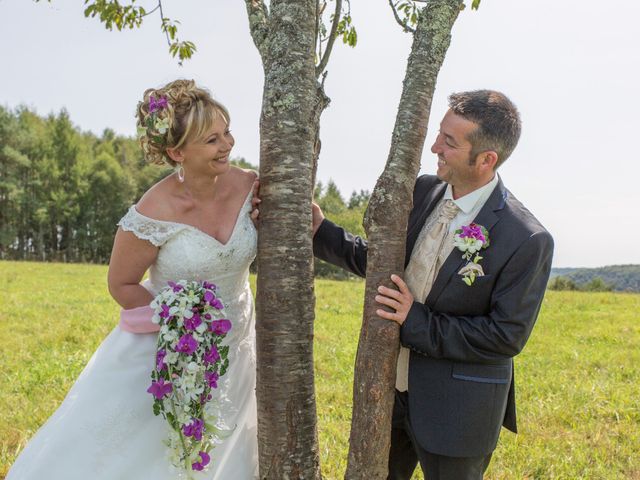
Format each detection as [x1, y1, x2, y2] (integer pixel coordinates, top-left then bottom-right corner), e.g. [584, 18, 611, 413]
[313, 219, 368, 278]
[400, 230, 554, 364]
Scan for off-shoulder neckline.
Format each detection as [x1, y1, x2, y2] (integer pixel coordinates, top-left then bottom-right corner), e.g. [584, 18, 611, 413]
[130, 188, 253, 247]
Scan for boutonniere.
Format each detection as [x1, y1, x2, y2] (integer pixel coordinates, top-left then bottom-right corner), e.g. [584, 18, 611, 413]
[453, 223, 490, 286]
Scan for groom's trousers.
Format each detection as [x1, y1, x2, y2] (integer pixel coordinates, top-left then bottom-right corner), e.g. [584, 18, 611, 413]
[387, 391, 493, 480]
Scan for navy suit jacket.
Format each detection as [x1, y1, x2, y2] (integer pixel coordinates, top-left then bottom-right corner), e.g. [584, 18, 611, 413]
[313, 174, 554, 457]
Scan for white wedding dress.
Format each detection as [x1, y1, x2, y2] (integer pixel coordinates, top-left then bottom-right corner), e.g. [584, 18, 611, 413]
[7, 192, 258, 480]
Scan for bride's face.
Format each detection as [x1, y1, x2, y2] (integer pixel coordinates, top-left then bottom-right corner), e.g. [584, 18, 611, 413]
[180, 115, 235, 177]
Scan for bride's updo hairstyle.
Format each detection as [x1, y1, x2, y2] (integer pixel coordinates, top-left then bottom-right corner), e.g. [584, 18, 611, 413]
[136, 79, 230, 167]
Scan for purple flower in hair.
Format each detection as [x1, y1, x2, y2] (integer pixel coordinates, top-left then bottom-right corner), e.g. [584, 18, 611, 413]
[149, 95, 168, 113]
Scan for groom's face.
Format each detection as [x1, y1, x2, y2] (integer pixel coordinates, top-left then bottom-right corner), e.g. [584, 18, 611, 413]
[431, 110, 481, 191]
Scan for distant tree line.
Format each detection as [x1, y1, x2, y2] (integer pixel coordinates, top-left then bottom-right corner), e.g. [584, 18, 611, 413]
[0, 106, 370, 272]
[0, 105, 171, 263]
[548, 276, 614, 292]
[548, 265, 640, 293]
[314, 180, 369, 279]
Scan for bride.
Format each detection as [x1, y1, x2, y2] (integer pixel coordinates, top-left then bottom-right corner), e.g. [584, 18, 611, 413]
[7, 79, 259, 479]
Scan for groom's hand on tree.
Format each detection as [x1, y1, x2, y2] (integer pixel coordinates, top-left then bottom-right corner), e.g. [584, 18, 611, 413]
[375, 274, 413, 325]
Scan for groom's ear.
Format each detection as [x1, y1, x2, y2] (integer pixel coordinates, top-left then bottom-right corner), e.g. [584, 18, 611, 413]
[478, 151, 499, 172]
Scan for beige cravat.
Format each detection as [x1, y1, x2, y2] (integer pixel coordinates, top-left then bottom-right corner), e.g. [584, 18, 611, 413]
[396, 199, 460, 392]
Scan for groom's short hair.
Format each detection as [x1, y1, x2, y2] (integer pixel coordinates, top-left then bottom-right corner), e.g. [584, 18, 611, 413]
[448, 90, 521, 168]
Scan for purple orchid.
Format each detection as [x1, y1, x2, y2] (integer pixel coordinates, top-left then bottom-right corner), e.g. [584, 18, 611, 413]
[184, 313, 202, 332]
[192, 451, 210, 471]
[200, 392, 213, 405]
[156, 349, 167, 371]
[182, 418, 204, 441]
[147, 379, 173, 399]
[210, 319, 232, 335]
[210, 298, 224, 310]
[203, 290, 215, 304]
[159, 304, 171, 320]
[176, 334, 199, 355]
[205, 371, 219, 389]
[458, 223, 486, 242]
[149, 95, 168, 113]
[202, 281, 217, 291]
[167, 281, 183, 293]
[203, 345, 220, 365]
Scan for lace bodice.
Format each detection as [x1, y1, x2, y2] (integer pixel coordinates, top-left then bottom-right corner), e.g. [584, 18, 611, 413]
[117, 191, 257, 301]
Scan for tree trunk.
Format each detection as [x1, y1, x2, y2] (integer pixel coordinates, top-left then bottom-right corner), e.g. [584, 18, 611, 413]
[246, 1, 323, 478]
[345, 2, 463, 478]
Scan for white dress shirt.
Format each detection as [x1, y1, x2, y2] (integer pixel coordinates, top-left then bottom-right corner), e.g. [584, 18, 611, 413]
[443, 174, 499, 234]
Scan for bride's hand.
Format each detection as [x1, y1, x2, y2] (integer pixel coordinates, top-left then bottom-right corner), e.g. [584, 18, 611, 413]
[250, 179, 260, 228]
[250, 180, 324, 236]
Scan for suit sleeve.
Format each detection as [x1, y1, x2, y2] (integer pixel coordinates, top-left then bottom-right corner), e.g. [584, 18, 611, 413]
[400, 230, 554, 363]
[312, 218, 368, 278]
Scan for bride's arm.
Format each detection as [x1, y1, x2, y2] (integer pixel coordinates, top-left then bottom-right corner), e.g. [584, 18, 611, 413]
[107, 228, 158, 309]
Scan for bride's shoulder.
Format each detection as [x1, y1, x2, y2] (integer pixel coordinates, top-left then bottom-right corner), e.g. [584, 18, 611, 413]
[136, 173, 180, 221]
[225, 166, 257, 193]
[229, 165, 258, 182]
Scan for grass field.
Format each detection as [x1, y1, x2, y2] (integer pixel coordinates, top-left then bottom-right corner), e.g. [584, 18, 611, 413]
[1, 260, 639, 479]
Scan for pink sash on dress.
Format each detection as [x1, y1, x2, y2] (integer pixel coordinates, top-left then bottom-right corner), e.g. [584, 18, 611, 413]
[119, 305, 161, 334]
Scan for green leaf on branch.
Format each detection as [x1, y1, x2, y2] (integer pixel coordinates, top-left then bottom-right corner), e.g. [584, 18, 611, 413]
[169, 40, 196, 64]
[335, 13, 358, 48]
[83, 0, 146, 31]
[471, 0, 481, 10]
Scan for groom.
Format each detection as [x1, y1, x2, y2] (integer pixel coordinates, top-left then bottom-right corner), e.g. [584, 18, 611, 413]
[312, 90, 554, 479]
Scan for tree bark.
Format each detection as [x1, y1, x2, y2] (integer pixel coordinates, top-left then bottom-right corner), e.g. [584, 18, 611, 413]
[246, 1, 323, 478]
[345, 2, 463, 478]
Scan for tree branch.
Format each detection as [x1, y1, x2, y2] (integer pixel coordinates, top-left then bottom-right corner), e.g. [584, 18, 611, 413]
[244, 0, 270, 59]
[388, 0, 415, 34]
[158, 0, 171, 46]
[315, 0, 341, 77]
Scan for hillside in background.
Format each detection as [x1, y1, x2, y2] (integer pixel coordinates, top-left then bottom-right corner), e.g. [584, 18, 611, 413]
[550, 265, 640, 292]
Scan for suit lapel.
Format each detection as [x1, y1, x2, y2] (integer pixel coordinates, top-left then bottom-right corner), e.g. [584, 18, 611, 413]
[405, 182, 447, 267]
[425, 179, 508, 305]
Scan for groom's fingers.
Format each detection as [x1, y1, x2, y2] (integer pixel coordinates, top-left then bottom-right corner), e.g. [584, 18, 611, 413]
[376, 308, 400, 322]
[377, 285, 402, 300]
[376, 275, 413, 325]
[375, 294, 401, 311]
[390, 274, 410, 294]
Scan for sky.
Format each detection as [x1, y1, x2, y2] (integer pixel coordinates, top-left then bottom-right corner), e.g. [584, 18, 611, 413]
[1, 0, 639, 268]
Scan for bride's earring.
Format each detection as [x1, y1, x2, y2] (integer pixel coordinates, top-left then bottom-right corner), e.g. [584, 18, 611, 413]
[177, 165, 185, 183]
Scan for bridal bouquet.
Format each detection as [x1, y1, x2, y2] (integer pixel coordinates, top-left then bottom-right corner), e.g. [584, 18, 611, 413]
[147, 280, 233, 476]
